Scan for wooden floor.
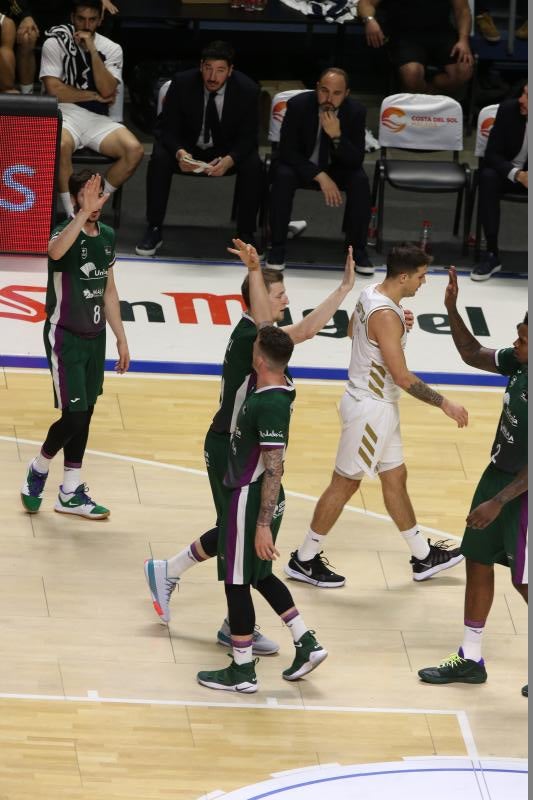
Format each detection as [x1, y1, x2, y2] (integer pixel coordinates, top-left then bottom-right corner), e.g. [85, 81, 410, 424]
[0, 370, 527, 799]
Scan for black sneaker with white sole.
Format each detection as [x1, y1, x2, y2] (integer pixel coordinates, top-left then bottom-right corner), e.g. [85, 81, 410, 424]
[135, 226, 163, 257]
[411, 539, 464, 581]
[353, 247, 375, 275]
[285, 551, 345, 587]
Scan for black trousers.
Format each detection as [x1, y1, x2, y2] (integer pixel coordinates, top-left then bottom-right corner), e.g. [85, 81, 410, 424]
[269, 161, 371, 260]
[146, 141, 263, 234]
[479, 165, 527, 245]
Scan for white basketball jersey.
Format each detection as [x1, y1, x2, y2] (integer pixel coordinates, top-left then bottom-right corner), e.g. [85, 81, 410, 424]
[347, 284, 406, 403]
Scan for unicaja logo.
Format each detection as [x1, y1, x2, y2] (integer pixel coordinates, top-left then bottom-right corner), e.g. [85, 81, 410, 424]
[381, 106, 406, 133]
[272, 100, 288, 123]
[480, 116, 495, 138]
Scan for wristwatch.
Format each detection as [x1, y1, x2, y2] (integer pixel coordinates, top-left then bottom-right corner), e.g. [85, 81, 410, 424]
[360, 15, 375, 23]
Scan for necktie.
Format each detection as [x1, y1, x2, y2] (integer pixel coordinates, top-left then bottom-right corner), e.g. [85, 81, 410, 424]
[318, 129, 330, 169]
[203, 91, 220, 146]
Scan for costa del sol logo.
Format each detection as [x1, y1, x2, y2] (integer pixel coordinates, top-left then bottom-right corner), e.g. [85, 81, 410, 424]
[480, 116, 495, 138]
[272, 100, 288, 124]
[381, 106, 406, 133]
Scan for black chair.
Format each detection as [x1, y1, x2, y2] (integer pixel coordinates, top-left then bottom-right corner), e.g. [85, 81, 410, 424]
[468, 103, 528, 261]
[371, 93, 472, 254]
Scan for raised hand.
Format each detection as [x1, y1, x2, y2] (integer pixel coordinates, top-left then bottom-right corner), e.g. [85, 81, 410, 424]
[79, 174, 109, 215]
[444, 266, 459, 311]
[227, 238, 261, 271]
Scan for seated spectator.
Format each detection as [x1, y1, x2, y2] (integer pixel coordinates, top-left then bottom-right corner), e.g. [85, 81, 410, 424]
[135, 40, 263, 257]
[358, 0, 474, 95]
[267, 67, 373, 274]
[40, 0, 143, 218]
[472, 84, 528, 281]
[0, 1, 39, 93]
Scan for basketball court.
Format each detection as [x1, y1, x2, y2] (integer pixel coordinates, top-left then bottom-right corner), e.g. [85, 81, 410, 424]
[0, 256, 527, 799]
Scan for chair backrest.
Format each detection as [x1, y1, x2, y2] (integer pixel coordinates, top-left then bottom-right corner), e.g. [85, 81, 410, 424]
[157, 80, 172, 116]
[378, 93, 463, 151]
[268, 89, 313, 143]
[474, 103, 499, 157]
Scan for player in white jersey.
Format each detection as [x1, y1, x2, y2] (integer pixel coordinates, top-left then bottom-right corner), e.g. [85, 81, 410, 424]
[286, 243, 469, 587]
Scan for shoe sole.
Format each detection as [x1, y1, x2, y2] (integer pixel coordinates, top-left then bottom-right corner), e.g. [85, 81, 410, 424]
[216, 636, 279, 656]
[283, 648, 328, 681]
[470, 265, 502, 282]
[197, 677, 258, 693]
[284, 565, 346, 588]
[144, 560, 171, 624]
[135, 240, 163, 257]
[418, 672, 487, 685]
[412, 553, 464, 581]
[54, 506, 110, 519]
[355, 267, 375, 276]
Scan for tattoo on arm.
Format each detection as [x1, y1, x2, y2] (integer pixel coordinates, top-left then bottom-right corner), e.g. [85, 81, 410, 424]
[495, 466, 528, 506]
[448, 308, 498, 372]
[406, 379, 444, 407]
[257, 449, 284, 527]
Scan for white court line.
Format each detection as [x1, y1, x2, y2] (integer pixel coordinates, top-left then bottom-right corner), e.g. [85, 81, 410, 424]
[1, 434, 461, 542]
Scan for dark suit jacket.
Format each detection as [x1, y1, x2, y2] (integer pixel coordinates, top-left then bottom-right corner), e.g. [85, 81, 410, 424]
[155, 68, 259, 166]
[278, 91, 366, 184]
[485, 98, 528, 180]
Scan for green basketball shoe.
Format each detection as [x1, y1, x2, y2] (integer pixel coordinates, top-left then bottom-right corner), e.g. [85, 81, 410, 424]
[197, 656, 258, 693]
[21, 460, 49, 513]
[282, 630, 328, 681]
[418, 649, 487, 684]
[54, 484, 110, 519]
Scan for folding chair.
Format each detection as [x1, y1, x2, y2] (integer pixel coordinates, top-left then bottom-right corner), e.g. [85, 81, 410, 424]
[371, 93, 472, 253]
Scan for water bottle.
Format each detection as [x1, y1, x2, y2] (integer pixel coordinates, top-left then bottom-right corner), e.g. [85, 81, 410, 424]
[419, 219, 432, 255]
[367, 206, 378, 247]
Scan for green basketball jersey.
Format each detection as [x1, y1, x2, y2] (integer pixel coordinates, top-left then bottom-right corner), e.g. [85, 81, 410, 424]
[491, 348, 528, 474]
[210, 314, 258, 435]
[224, 380, 296, 489]
[46, 220, 116, 337]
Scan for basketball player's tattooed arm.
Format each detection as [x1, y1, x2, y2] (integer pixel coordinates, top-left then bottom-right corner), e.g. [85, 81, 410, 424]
[444, 266, 499, 373]
[255, 448, 283, 561]
[467, 465, 528, 529]
[374, 308, 469, 428]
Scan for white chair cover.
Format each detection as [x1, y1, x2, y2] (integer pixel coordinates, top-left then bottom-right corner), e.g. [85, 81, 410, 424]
[378, 93, 463, 151]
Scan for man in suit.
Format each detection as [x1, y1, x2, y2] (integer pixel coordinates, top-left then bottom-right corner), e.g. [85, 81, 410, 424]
[472, 84, 528, 281]
[267, 68, 374, 274]
[136, 40, 262, 257]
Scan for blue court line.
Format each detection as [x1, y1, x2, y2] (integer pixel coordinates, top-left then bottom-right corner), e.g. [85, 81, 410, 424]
[244, 766, 527, 800]
[0, 355, 507, 386]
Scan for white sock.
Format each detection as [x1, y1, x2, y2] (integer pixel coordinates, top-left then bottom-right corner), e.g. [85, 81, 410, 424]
[34, 453, 51, 474]
[401, 525, 430, 560]
[297, 528, 326, 562]
[103, 178, 117, 195]
[62, 467, 81, 494]
[167, 546, 202, 578]
[461, 623, 484, 662]
[19, 83, 34, 94]
[232, 638, 253, 665]
[283, 611, 308, 643]
[60, 192, 74, 217]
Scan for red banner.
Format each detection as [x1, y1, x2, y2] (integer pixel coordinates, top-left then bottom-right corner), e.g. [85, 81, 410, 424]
[0, 115, 59, 255]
